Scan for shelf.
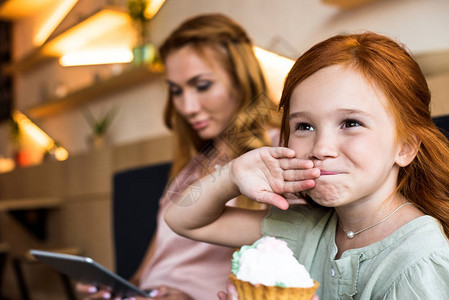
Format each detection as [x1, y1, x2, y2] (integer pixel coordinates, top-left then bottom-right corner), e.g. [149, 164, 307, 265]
[0, 197, 61, 212]
[2, 5, 134, 75]
[25, 64, 163, 119]
[0, 197, 62, 240]
[2, 48, 56, 74]
[321, 0, 380, 9]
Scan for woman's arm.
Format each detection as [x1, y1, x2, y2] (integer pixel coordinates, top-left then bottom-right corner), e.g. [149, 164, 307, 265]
[165, 147, 319, 248]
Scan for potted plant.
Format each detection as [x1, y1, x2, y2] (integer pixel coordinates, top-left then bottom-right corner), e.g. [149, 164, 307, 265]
[128, 0, 156, 65]
[83, 107, 118, 149]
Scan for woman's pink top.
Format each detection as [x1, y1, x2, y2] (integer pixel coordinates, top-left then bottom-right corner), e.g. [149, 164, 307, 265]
[139, 131, 279, 299]
[139, 154, 235, 299]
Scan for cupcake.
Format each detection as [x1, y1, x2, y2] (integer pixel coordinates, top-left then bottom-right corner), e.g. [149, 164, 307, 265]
[230, 236, 319, 300]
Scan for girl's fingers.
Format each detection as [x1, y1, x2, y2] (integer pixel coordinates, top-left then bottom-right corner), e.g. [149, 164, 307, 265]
[226, 280, 238, 300]
[216, 291, 227, 300]
[255, 191, 289, 210]
[267, 147, 296, 159]
[278, 158, 314, 170]
[284, 180, 316, 193]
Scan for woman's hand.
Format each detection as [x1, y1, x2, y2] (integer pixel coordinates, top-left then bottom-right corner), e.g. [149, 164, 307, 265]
[149, 286, 194, 299]
[77, 283, 194, 300]
[231, 147, 319, 210]
[76, 282, 114, 299]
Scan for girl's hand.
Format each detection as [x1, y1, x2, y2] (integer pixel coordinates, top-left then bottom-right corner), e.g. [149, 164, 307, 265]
[217, 280, 238, 300]
[217, 281, 319, 300]
[231, 147, 319, 210]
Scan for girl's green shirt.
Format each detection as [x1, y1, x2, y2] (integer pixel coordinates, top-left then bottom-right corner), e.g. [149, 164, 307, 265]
[263, 205, 449, 299]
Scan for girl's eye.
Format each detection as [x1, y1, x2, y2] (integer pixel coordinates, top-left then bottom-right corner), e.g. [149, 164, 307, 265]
[295, 123, 314, 131]
[196, 81, 212, 92]
[342, 119, 362, 128]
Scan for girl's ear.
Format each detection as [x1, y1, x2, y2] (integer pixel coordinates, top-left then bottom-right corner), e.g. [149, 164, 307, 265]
[396, 136, 420, 167]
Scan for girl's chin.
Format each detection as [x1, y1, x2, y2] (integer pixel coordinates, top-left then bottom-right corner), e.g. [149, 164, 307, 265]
[305, 193, 341, 207]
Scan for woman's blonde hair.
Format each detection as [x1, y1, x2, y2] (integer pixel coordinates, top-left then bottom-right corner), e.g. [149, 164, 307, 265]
[160, 14, 280, 208]
[279, 32, 449, 238]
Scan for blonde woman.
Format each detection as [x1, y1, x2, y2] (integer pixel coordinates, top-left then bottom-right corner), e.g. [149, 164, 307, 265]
[78, 13, 282, 300]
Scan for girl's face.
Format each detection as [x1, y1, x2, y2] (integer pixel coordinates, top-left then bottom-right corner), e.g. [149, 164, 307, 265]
[165, 45, 239, 142]
[288, 65, 403, 208]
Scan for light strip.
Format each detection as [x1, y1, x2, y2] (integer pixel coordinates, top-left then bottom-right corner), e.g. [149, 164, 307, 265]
[44, 9, 133, 56]
[253, 46, 295, 72]
[13, 111, 53, 149]
[0, 0, 57, 19]
[34, 0, 79, 46]
[12, 111, 69, 161]
[253, 46, 295, 100]
[60, 48, 133, 66]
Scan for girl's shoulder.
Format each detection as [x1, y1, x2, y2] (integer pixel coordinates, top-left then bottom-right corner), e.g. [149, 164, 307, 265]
[368, 216, 449, 298]
[381, 246, 449, 299]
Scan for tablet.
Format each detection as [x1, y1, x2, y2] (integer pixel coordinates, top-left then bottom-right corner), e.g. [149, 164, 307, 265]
[30, 249, 151, 298]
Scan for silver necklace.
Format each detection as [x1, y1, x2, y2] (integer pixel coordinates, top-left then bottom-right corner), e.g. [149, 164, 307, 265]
[339, 202, 413, 239]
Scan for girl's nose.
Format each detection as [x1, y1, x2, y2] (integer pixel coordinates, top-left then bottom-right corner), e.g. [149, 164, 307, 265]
[309, 130, 338, 160]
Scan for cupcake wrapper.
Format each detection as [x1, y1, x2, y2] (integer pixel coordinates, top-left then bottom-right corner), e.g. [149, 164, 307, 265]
[229, 274, 319, 300]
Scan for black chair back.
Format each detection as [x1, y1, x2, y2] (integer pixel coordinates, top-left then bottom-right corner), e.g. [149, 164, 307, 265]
[433, 115, 449, 140]
[112, 162, 171, 279]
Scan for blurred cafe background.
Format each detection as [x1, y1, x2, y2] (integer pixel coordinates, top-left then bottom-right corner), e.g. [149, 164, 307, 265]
[0, 0, 448, 299]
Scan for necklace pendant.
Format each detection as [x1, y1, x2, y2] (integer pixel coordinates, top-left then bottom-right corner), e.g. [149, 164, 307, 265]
[346, 231, 355, 239]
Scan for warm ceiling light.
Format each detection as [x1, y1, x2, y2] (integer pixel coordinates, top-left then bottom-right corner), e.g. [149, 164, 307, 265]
[12, 111, 69, 161]
[60, 48, 134, 66]
[12, 111, 54, 150]
[12, 111, 54, 149]
[144, 0, 166, 19]
[54, 146, 69, 161]
[43, 8, 135, 56]
[34, 0, 79, 46]
[253, 46, 295, 101]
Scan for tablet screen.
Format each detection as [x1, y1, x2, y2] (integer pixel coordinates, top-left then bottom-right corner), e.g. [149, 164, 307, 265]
[30, 250, 151, 298]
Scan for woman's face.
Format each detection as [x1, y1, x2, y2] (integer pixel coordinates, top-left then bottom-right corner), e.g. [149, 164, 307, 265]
[288, 65, 403, 208]
[165, 45, 239, 142]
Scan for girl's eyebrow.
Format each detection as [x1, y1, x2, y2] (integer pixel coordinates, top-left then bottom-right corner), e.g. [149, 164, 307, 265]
[289, 109, 372, 120]
[289, 111, 308, 120]
[337, 108, 373, 118]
